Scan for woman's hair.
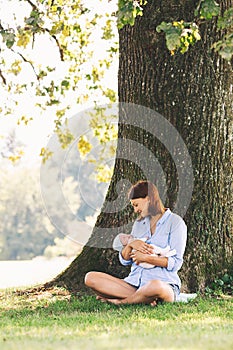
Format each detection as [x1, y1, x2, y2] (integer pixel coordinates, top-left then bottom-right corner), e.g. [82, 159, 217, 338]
[128, 180, 165, 216]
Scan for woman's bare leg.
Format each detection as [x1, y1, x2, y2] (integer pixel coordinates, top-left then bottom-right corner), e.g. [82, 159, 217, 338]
[84, 271, 137, 299]
[106, 280, 175, 305]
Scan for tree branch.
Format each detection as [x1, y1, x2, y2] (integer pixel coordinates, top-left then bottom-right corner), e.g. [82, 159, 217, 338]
[10, 49, 40, 80]
[44, 28, 65, 61]
[0, 69, 7, 85]
[24, 0, 37, 10]
[1, 2, 64, 63]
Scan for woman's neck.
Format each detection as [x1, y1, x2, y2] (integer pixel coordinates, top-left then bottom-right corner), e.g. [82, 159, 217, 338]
[150, 214, 160, 233]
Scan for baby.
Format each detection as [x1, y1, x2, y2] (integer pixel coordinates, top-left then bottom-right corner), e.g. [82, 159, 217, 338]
[113, 233, 176, 269]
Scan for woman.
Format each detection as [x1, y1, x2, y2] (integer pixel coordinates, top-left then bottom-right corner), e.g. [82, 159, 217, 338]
[85, 180, 187, 305]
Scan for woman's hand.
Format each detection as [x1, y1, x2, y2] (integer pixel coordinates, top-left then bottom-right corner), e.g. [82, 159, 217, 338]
[128, 239, 154, 255]
[130, 250, 168, 268]
[130, 250, 148, 265]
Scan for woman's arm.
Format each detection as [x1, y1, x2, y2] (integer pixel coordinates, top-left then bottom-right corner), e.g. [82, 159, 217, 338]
[167, 217, 187, 271]
[121, 240, 154, 261]
[121, 244, 133, 261]
[130, 250, 168, 268]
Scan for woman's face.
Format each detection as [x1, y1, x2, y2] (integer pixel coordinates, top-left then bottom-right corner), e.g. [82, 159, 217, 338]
[130, 197, 149, 217]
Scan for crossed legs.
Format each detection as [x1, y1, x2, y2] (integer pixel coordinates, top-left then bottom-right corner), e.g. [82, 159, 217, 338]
[84, 271, 175, 306]
[84, 271, 137, 300]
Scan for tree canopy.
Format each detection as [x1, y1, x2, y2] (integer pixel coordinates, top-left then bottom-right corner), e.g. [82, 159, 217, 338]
[0, 0, 118, 166]
[0, 0, 232, 163]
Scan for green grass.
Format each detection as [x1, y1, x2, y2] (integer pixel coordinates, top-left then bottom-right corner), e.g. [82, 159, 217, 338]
[0, 287, 232, 350]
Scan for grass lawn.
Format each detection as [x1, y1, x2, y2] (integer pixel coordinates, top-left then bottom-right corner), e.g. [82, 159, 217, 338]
[0, 286, 232, 350]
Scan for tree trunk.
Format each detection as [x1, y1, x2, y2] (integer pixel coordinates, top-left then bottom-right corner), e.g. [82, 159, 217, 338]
[46, 0, 232, 293]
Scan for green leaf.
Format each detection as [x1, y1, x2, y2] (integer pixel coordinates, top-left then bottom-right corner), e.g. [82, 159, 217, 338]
[156, 21, 171, 33]
[1, 31, 15, 49]
[61, 80, 70, 88]
[117, 0, 147, 29]
[166, 33, 181, 51]
[218, 46, 233, 61]
[212, 33, 233, 61]
[217, 8, 233, 29]
[199, 0, 220, 20]
[157, 21, 201, 55]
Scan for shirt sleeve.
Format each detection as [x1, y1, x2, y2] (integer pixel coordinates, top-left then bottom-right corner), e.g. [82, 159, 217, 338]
[167, 216, 187, 271]
[118, 252, 132, 266]
[112, 234, 124, 251]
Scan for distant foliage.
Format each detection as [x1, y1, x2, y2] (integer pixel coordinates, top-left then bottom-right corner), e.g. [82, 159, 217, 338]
[0, 167, 58, 260]
[0, 154, 105, 260]
[44, 237, 82, 258]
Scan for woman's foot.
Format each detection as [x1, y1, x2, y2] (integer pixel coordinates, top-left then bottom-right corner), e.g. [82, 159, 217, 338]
[150, 299, 158, 307]
[105, 298, 124, 305]
[96, 295, 124, 305]
[96, 295, 107, 302]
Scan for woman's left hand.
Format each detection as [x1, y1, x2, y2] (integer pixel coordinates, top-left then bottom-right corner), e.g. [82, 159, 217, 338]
[130, 250, 148, 265]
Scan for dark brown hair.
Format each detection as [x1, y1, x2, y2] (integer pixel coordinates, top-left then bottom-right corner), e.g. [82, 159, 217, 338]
[128, 180, 165, 216]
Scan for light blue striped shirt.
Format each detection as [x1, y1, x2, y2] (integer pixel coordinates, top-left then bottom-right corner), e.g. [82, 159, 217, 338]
[119, 209, 187, 289]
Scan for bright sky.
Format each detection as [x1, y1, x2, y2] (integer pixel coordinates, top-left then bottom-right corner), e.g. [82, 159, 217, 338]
[0, 0, 118, 165]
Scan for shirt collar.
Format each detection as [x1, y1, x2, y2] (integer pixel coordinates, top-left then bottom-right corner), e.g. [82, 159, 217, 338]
[138, 208, 171, 226]
[157, 208, 171, 225]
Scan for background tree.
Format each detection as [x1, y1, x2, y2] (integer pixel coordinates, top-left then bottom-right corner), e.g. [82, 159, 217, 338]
[0, 132, 102, 260]
[0, 165, 57, 260]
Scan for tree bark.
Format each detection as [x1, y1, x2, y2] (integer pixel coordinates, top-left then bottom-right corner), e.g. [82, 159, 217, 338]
[46, 0, 232, 293]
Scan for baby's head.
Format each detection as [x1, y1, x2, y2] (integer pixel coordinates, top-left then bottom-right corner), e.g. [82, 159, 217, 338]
[112, 233, 134, 251]
[119, 233, 134, 246]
